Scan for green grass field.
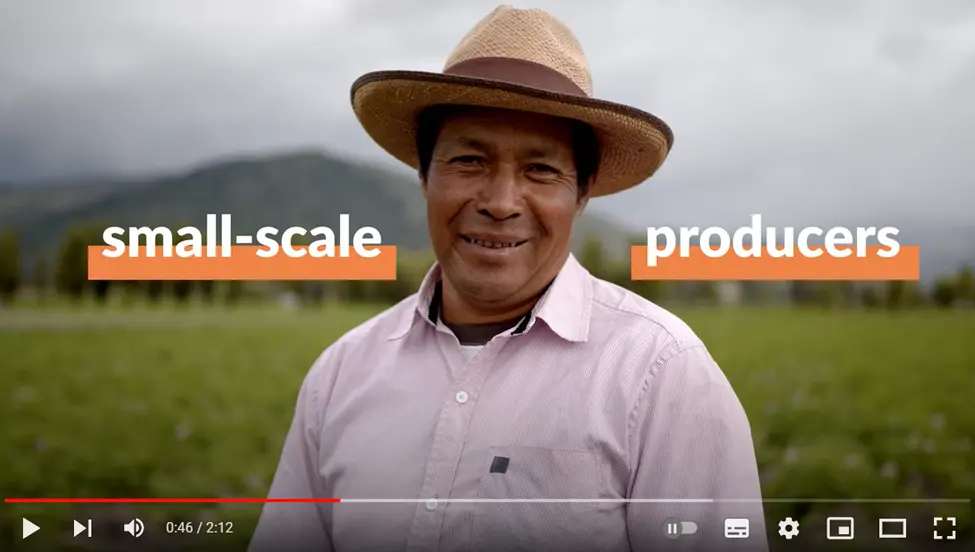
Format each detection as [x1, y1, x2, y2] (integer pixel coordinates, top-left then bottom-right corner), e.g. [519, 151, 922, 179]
[1, 303, 972, 551]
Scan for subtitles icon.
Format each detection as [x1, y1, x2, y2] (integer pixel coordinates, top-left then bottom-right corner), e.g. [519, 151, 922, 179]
[879, 518, 907, 539]
[827, 517, 855, 540]
[724, 518, 750, 539]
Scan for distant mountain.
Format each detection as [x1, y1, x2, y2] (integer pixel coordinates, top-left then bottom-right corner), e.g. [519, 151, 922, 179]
[0, 150, 636, 270]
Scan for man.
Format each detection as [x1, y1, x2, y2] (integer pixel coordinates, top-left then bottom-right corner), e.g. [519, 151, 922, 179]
[250, 5, 767, 552]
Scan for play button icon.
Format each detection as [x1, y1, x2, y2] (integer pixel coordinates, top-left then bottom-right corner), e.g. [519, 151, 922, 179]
[23, 518, 40, 539]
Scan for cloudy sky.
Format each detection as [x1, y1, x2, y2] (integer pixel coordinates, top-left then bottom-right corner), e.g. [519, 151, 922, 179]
[1, 0, 973, 238]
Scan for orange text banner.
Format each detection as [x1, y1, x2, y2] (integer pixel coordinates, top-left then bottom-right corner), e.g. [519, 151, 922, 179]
[87, 246, 397, 281]
[630, 245, 920, 281]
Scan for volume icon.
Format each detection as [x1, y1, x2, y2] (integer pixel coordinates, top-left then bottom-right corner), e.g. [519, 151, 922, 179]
[123, 518, 144, 538]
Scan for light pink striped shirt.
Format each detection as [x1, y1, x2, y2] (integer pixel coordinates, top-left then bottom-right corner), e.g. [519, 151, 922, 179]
[250, 253, 768, 552]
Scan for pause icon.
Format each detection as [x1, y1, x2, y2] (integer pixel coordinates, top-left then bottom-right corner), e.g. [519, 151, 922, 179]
[663, 519, 697, 540]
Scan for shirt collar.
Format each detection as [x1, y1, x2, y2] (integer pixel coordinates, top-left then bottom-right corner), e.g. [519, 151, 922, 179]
[388, 253, 592, 343]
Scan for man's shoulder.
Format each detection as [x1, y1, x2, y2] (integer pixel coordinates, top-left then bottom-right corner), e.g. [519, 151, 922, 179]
[586, 276, 743, 410]
[588, 276, 703, 351]
[326, 293, 420, 354]
[300, 294, 419, 392]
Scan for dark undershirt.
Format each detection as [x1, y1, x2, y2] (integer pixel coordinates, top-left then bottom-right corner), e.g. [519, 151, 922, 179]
[431, 282, 529, 346]
[443, 316, 526, 346]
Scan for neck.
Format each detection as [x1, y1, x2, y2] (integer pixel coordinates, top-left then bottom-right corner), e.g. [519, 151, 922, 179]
[440, 279, 543, 326]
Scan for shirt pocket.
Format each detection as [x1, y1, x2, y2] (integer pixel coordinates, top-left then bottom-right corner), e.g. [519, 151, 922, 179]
[471, 445, 612, 552]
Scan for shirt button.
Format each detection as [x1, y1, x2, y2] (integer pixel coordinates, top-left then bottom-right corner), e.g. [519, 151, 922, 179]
[455, 391, 469, 404]
[425, 497, 438, 511]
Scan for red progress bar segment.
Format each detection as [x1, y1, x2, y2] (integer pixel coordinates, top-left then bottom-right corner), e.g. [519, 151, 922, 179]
[5, 498, 342, 503]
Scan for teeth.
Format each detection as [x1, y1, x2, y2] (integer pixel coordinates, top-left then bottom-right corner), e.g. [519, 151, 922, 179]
[469, 238, 519, 248]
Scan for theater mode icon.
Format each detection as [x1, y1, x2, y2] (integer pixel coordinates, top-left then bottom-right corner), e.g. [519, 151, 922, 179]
[879, 518, 906, 539]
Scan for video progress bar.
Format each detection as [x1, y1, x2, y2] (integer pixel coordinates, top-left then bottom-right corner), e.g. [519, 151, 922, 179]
[5, 498, 971, 504]
[344, 498, 971, 504]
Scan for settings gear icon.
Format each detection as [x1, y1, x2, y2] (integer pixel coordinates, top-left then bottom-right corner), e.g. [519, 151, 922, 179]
[778, 517, 800, 539]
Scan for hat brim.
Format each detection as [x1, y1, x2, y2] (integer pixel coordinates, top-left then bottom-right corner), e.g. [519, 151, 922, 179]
[350, 70, 674, 197]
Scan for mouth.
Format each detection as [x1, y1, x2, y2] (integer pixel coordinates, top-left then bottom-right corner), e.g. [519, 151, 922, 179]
[460, 235, 529, 249]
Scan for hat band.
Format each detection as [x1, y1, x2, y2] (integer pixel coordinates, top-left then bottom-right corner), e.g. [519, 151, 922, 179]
[443, 57, 587, 97]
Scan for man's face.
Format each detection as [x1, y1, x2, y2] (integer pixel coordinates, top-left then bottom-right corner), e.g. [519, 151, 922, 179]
[422, 107, 589, 309]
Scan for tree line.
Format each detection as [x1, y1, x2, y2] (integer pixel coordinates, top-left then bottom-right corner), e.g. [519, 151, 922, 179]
[0, 225, 973, 310]
[576, 238, 975, 310]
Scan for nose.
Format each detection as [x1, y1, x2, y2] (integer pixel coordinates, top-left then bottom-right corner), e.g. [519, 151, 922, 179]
[475, 166, 521, 221]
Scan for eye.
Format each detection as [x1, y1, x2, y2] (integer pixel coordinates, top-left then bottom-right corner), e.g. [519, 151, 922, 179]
[450, 155, 485, 166]
[527, 163, 559, 175]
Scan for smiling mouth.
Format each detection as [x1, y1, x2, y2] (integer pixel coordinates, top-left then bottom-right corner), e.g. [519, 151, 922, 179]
[461, 235, 529, 249]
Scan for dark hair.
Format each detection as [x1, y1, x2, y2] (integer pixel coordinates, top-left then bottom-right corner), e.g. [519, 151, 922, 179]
[415, 105, 599, 198]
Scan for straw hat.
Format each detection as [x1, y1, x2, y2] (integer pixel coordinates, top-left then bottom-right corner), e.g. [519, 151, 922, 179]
[350, 5, 674, 197]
